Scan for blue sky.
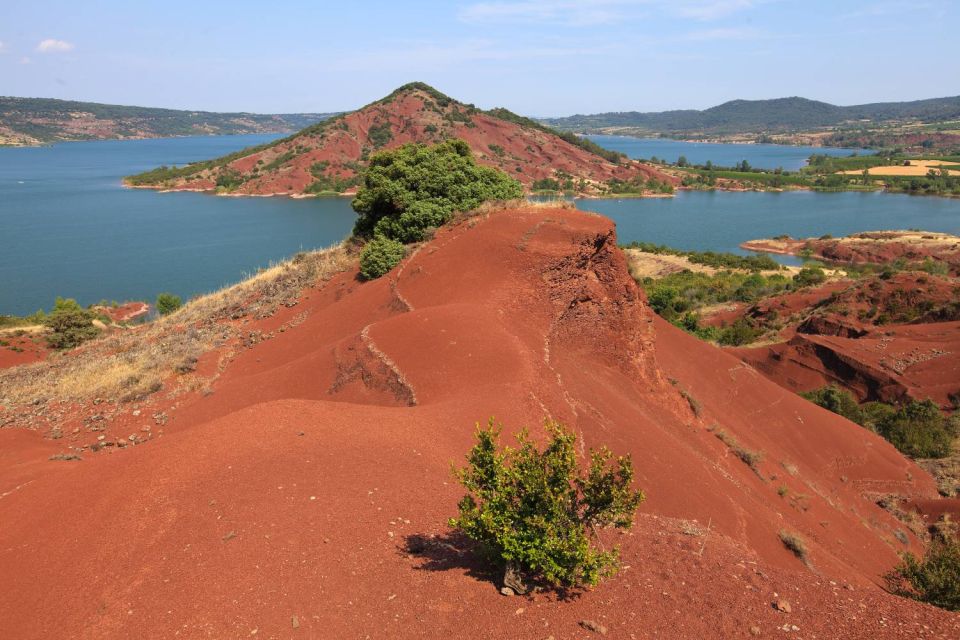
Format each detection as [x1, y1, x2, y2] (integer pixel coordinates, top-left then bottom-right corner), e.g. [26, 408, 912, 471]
[0, 1, 956, 116]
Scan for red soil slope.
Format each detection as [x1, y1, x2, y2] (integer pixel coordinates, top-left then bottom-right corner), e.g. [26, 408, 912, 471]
[714, 272, 960, 408]
[0, 332, 47, 369]
[742, 231, 960, 275]
[127, 84, 676, 197]
[1, 207, 957, 638]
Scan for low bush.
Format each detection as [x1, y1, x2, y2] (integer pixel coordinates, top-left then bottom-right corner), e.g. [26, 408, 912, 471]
[801, 385, 864, 425]
[156, 293, 182, 316]
[451, 419, 644, 590]
[801, 388, 957, 459]
[886, 538, 960, 611]
[877, 399, 958, 459]
[44, 297, 99, 350]
[358, 236, 406, 280]
[793, 266, 827, 288]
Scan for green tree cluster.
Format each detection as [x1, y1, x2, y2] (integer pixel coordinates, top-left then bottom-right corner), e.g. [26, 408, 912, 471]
[351, 140, 522, 279]
[44, 297, 99, 350]
[802, 386, 958, 459]
[352, 139, 523, 243]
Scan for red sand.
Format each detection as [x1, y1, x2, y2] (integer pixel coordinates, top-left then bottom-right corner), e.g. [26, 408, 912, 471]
[0, 332, 47, 369]
[1, 207, 957, 638]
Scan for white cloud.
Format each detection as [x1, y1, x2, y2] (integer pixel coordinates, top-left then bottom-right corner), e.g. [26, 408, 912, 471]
[459, 1, 632, 27]
[0, 40, 6, 52]
[19, 56, 32, 64]
[684, 26, 763, 41]
[674, 0, 756, 20]
[459, 0, 769, 26]
[36, 39, 74, 53]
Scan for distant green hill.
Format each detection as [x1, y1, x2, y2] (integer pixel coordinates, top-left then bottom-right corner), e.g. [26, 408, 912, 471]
[0, 96, 336, 145]
[542, 96, 960, 134]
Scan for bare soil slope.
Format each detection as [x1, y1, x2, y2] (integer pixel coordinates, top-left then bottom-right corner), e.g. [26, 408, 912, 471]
[125, 83, 676, 197]
[1, 207, 957, 638]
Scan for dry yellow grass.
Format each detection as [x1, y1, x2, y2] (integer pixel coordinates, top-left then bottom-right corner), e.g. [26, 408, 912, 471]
[840, 159, 960, 177]
[0, 243, 351, 407]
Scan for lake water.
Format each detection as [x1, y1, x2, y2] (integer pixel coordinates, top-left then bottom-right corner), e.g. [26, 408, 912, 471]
[1, 136, 958, 316]
[0, 135, 357, 316]
[585, 135, 865, 170]
[578, 191, 960, 258]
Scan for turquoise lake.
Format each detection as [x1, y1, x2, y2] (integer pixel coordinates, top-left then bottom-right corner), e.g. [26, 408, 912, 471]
[584, 134, 866, 170]
[1, 136, 958, 316]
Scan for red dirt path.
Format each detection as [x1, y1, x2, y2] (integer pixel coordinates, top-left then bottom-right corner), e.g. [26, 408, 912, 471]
[1, 207, 957, 638]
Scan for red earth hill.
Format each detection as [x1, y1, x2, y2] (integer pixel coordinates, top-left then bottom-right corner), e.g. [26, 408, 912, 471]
[742, 230, 960, 276]
[125, 83, 677, 197]
[1, 207, 957, 638]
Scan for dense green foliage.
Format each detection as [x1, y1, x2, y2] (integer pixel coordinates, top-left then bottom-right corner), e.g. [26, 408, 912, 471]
[886, 538, 960, 611]
[877, 399, 959, 459]
[605, 176, 674, 194]
[155, 293, 183, 316]
[802, 386, 958, 459]
[358, 236, 406, 280]
[351, 139, 522, 242]
[643, 270, 791, 320]
[0, 96, 332, 145]
[541, 96, 960, 134]
[634, 250, 835, 345]
[368, 121, 393, 148]
[44, 297, 99, 350]
[800, 385, 865, 424]
[451, 419, 644, 589]
[624, 242, 781, 271]
[793, 266, 827, 288]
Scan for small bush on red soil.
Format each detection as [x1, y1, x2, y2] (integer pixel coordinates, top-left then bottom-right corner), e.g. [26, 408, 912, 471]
[156, 293, 183, 316]
[877, 399, 958, 459]
[358, 236, 406, 280]
[44, 297, 99, 350]
[450, 419, 644, 590]
[886, 537, 960, 611]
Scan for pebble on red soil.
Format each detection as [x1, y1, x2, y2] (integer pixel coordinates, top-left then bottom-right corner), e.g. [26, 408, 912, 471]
[775, 599, 793, 613]
[579, 620, 608, 635]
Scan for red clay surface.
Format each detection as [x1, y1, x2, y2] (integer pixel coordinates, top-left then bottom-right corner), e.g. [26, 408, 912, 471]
[0, 332, 47, 369]
[715, 272, 960, 408]
[1, 207, 958, 638]
[94, 301, 150, 324]
[742, 231, 960, 275]
[132, 86, 677, 197]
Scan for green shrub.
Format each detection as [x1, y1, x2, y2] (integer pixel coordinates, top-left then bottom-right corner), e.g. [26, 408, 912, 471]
[532, 178, 561, 191]
[718, 319, 760, 346]
[215, 168, 245, 190]
[358, 236, 406, 280]
[451, 419, 644, 589]
[886, 538, 960, 611]
[801, 385, 864, 425]
[351, 139, 523, 243]
[876, 399, 958, 459]
[368, 121, 393, 148]
[793, 266, 826, 288]
[156, 293, 183, 316]
[44, 297, 99, 350]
